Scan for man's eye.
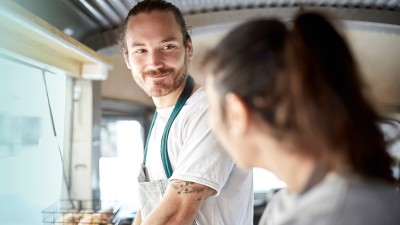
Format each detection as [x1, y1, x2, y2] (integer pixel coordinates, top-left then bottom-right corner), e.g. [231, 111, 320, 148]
[134, 49, 146, 53]
[162, 44, 175, 50]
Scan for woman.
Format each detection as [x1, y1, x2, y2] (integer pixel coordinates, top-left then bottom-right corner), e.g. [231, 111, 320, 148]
[202, 11, 400, 225]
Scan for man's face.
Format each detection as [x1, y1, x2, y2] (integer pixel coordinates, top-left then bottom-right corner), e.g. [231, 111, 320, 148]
[123, 10, 193, 97]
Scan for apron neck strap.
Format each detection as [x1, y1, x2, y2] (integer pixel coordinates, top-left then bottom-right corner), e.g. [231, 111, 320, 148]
[143, 76, 195, 178]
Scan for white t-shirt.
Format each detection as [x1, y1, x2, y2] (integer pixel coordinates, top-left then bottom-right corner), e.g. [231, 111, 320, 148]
[259, 173, 400, 225]
[145, 87, 254, 225]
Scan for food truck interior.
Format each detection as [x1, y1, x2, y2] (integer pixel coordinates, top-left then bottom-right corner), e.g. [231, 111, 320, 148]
[0, 0, 399, 225]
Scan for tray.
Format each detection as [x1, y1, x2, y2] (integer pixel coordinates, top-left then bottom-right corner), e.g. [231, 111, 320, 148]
[42, 200, 119, 225]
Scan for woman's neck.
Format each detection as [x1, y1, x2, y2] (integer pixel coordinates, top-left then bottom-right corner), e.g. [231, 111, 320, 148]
[277, 155, 317, 193]
[255, 136, 319, 193]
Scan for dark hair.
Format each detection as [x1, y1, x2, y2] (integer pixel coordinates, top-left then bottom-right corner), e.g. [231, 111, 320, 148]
[119, 0, 190, 53]
[202, 12, 394, 183]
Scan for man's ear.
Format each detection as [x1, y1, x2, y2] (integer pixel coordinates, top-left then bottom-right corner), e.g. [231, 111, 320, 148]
[187, 38, 193, 58]
[225, 93, 250, 136]
[123, 51, 131, 70]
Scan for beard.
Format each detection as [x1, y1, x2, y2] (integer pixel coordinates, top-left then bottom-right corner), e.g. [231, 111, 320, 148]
[134, 54, 188, 98]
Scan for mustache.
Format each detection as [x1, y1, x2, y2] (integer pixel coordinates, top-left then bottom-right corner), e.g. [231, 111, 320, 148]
[142, 68, 174, 76]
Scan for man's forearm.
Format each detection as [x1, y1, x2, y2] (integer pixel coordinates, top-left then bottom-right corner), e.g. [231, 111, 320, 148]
[132, 209, 142, 225]
[141, 202, 198, 225]
[141, 187, 200, 225]
[141, 180, 214, 225]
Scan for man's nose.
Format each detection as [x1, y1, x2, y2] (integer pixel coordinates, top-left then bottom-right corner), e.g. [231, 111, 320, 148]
[146, 50, 163, 70]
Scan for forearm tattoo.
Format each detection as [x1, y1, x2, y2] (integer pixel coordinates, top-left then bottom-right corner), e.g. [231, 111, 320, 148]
[171, 180, 205, 195]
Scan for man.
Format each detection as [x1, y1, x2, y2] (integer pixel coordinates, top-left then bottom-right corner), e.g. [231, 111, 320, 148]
[120, 1, 253, 225]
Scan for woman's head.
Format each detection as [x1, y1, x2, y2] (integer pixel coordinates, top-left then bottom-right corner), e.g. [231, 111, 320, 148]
[203, 12, 394, 182]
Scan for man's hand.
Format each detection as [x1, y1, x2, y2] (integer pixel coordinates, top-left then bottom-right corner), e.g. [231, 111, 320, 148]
[141, 179, 215, 225]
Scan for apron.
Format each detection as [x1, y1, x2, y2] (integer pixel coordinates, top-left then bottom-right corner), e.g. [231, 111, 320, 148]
[137, 76, 197, 224]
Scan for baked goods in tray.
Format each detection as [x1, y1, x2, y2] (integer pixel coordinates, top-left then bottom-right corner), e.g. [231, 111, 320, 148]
[54, 213, 82, 225]
[54, 211, 112, 225]
[78, 213, 112, 225]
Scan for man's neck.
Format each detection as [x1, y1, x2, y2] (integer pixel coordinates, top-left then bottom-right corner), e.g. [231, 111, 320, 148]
[152, 83, 186, 109]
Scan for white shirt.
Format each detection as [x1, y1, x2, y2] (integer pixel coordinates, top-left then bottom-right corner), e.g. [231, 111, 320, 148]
[145, 87, 254, 225]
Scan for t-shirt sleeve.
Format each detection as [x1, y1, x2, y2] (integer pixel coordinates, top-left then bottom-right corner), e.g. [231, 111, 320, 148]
[170, 103, 235, 196]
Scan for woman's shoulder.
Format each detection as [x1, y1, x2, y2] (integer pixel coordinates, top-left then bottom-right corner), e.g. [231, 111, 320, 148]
[340, 179, 400, 221]
[263, 174, 400, 225]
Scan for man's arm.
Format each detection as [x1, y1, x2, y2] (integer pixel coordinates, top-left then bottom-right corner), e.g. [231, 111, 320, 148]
[141, 179, 215, 225]
[131, 209, 142, 225]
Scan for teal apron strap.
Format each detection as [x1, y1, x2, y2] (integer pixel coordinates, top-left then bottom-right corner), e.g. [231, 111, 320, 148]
[143, 76, 195, 179]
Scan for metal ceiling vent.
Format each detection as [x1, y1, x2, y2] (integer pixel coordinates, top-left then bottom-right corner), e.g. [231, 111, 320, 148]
[75, 0, 399, 30]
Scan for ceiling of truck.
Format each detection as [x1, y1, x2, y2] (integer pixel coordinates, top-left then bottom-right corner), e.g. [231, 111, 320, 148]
[14, 0, 400, 51]
[11, 0, 400, 108]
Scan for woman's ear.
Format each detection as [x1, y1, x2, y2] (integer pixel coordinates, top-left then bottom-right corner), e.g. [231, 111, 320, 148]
[225, 93, 250, 136]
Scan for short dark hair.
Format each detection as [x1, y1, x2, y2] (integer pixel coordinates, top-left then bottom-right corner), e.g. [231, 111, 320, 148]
[202, 12, 394, 183]
[119, 0, 190, 53]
